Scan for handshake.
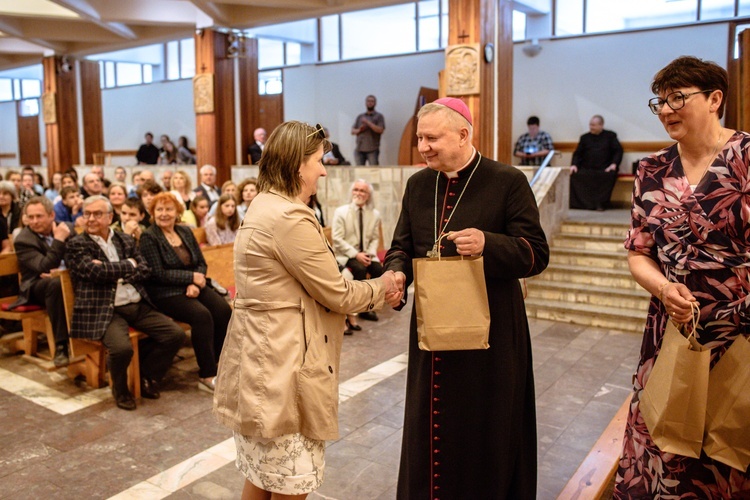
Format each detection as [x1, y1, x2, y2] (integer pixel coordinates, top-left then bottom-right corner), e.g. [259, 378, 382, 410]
[381, 270, 406, 308]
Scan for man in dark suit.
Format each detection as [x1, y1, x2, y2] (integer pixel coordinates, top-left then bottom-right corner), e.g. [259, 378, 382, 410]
[247, 127, 266, 164]
[13, 196, 74, 367]
[65, 195, 186, 410]
[193, 164, 221, 206]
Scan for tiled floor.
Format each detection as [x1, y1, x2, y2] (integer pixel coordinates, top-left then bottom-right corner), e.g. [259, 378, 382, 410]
[0, 204, 645, 500]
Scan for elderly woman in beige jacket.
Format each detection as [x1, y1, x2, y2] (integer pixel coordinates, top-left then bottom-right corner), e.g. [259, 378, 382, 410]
[213, 121, 400, 500]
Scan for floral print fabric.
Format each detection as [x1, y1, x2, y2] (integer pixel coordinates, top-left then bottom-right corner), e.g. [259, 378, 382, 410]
[615, 131, 750, 498]
[234, 432, 325, 494]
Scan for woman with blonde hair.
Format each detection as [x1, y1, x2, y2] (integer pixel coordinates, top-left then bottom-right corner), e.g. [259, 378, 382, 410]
[169, 170, 195, 210]
[214, 122, 400, 499]
[204, 194, 239, 246]
[235, 177, 258, 221]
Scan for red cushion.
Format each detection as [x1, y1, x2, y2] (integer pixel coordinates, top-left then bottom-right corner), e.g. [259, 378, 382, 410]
[1, 303, 43, 312]
[227, 286, 236, 299]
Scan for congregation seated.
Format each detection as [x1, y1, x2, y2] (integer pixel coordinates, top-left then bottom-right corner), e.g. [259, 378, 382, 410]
[332, 179, 383, 332]
[80, 172, 104, 199]
[65, 195, 186, 411]
[206, 180, 237, 218]
[182, 194, 209, 228]
[53, 186, 84, 228]
[169, 170, 196, 212]
[0, 181, 23, 235]
[11, 196, 74, 367]
[107, 182, 128, 225]
[193, 164, 221, 206]
[138, 192, 231, 393]
[204, 194, 239, 246]
[236, 177, 258, 222]
[44, 172, 62, 203]
[135, 179, 164, 227]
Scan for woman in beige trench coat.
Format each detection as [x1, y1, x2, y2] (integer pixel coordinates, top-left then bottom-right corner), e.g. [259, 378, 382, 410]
[213, 121, 401, 500]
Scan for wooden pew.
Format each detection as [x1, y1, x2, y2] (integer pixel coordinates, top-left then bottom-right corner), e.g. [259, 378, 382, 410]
[56, 269, 145, 400]
[202, 243, 235, 297]
[0, 253, 57, 369]
[557, 394, 631, 499]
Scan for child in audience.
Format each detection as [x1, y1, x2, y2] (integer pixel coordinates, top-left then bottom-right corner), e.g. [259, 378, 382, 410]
[183, 194, 209, 228]
[111, 198, 147, 241]
[53, 186, 84, 227]
[205, 194, 239, 246]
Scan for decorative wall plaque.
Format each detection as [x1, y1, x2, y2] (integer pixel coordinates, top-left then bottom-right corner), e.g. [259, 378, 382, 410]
[193, 73, 214, 114]
[42, 92, 56, 124]
[445, 44, 480, 96]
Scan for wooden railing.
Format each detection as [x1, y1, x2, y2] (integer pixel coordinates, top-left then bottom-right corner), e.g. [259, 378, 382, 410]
[553, 141, 672, 153]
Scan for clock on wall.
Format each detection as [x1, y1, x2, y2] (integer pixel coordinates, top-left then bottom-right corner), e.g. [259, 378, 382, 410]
[484, 43, 494, 63]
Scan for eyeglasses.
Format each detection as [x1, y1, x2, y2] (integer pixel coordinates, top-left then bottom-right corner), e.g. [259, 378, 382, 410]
[82, 210, 108, 220]
[648, 89, 715, 115]
[306, 123, 325, 139]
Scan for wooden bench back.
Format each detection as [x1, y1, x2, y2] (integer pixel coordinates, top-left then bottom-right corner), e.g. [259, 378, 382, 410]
[202, 243, 234, 290]
[192, 227, 207, 246]
[54, 269, 74, 332]
[0, 253, 20, 279]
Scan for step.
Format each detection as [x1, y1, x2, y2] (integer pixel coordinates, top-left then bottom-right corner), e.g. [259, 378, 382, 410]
[548, 248, 631, 270]
[527, 280, 651, 311]
[525, 298, 646, 334]
[539, 264, 641, 290]
[559, 221, 630, 238]
[551, 233, 627, 253]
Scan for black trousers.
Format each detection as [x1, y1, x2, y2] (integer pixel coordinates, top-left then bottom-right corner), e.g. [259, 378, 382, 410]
[346, 258, 383, 281]
[154, 287, 232, 379]
[29, 277, 68, 346]
[102, 302, 186, 397]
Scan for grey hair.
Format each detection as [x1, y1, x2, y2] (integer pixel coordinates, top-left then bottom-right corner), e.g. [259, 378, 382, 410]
[199, 164, 217, 175]
[351, 178, 375, 208]
[0, 181, 17, 199]
[82, 195, 113, 213]
[417, 103, 474, 140]
[23, 195, 54, 214]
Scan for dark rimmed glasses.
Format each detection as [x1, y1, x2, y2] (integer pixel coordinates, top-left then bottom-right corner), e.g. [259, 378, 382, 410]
[648, 89, 715, 115]
[306, 123, 325, 139]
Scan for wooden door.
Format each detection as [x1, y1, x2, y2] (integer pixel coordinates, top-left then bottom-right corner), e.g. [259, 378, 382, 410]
[259, 93, 283, 135]
[17, 100, 41, 166]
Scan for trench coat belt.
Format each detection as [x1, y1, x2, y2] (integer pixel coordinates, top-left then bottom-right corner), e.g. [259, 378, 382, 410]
[233, 298, 303, 313]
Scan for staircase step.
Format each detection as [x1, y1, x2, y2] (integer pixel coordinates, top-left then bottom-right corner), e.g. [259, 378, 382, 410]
[551, 233, 627, 253]
[548, 248, 631, 270]
[525, 298, 646, 334]
[560, 221, 630, 237]
[527, 280, 650, 311]
[539, 264, 641, 290]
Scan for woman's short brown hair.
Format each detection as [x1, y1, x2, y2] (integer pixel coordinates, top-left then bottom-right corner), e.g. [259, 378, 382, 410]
[651, 56, 728, 119]
[148, 191, 184, 218]
[257, 122, 331, 198]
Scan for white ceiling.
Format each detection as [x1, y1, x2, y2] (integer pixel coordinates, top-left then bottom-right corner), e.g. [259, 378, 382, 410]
[0, 0, 409, 71]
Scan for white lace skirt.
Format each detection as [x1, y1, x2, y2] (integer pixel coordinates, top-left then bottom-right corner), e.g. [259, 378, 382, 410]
[234, 432, 325, 494]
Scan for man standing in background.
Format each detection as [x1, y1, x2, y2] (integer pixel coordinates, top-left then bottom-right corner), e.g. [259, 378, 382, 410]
[351, 95, 385, 165]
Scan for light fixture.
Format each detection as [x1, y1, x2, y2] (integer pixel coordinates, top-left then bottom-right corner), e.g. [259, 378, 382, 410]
[227, 31, 248, 58]
[522, 39, 542, 57]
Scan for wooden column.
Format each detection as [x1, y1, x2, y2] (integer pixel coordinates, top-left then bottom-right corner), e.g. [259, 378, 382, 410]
[43, 56, 80, 175]
[448, 0, 513, 163]
[194, 28, 237, 186]
[739, 29, 750, 134]
[239, 38, 260, 164]
[80, 60, 104, 166]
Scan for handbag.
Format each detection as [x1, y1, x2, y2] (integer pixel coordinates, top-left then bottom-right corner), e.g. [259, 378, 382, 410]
[413, 233, 490, 351]
[703, 334, 750, 471]
[639, 304, 710, 458]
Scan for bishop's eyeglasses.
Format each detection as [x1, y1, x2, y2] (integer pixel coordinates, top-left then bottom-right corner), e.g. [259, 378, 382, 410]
[648, 89, 715, 115]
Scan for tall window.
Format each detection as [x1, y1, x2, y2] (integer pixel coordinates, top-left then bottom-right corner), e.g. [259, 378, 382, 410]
[320, 15, 340, 62]
[555, 0, 584, 36]
[341, 4, 417, 59]
[259, 70, 282, 95]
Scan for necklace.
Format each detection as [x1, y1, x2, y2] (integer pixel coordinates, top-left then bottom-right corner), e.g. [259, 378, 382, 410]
[682, 130, 723, 185]
[163, 229, 181, 246]
[427, 153, 482, 258]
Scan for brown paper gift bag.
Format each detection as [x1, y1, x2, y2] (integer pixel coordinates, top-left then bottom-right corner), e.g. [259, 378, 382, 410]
[703, 334, 750, 471]
[413, 250, 490, 351]
[640, 309, 710, 458]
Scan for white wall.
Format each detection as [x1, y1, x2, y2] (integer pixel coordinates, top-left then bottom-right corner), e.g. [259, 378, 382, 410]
[284, 51, 445, 165]
[513, 23, 728, 169]
[102, 79, 196, 160]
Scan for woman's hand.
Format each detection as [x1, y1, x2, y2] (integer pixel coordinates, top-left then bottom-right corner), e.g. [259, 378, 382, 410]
[186, 284, 200, 298]
[193, 272, 206, 288]
[382, 270, 404, 308]
[661, 282, 698, 324]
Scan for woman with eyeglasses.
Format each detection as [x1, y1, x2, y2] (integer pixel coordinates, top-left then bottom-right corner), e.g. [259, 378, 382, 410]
[615, 56, 750, 498]
[213, 121, 399, 499]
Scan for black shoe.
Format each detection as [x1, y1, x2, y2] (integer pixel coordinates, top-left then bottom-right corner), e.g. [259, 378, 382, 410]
[53, 346, 70, 368]
[115, 392, 136, 411]
[359, 311, 379, 322]
[344, 328, 354, 336]
[141, 379, 160, 399]
[345, 318, 362, 331]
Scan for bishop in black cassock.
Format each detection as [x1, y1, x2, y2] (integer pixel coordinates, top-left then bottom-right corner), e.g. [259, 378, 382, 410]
[384, 98, 549, 499]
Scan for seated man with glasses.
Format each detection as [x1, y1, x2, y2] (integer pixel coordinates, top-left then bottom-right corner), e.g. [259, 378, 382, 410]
[569, 114, 623, 211]
[65, 195, 186, 411]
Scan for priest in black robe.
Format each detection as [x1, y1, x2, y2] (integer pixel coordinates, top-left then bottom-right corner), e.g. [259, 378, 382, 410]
[569, 114, 623, 210]
[384, 98, 549, 499]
